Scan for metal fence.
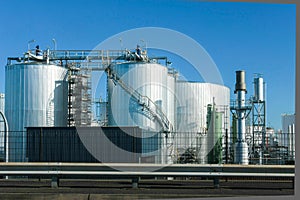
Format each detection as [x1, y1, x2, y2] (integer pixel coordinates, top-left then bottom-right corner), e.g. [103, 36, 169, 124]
[0, 128, 295, 165]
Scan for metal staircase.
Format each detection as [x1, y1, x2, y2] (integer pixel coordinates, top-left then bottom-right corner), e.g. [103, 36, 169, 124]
[106, 64, 173, 133]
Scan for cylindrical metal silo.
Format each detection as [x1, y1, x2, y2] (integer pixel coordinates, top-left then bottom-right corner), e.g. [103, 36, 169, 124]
[176, 82, 230, 132]
[5, 63, 68, 161]
[166, 72, 176, 128]
[107, 62, 175, 131]
[0, 93, 4, 113]
[0, 93, 5, 158]
[175, 82, 230, 163]
[254, 76, 264, 102]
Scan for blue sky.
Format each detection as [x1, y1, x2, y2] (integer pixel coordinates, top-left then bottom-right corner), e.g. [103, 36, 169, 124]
[0, 0, 296, 130]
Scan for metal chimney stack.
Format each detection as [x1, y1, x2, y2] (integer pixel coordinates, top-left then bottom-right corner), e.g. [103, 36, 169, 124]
[234, 70, 249, 164]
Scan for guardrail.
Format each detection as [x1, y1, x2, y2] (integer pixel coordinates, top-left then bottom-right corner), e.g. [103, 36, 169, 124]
[0, 163, 294, 188]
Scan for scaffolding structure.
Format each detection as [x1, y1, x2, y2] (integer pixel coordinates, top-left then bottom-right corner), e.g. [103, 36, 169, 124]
[67, 65, 92, 126]
[249, 74, 266, 164]
[250, 99, 266, 164]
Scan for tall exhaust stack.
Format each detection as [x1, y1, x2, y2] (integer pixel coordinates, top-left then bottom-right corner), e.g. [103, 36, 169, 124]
[234, 70, 249, 164]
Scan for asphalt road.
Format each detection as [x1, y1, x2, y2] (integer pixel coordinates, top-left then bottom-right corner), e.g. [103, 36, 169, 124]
[0, 178, 294, 199]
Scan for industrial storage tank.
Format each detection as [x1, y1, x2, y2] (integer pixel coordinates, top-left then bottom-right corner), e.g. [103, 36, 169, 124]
[176, 82, 230, 132]
[254, 76, 264, 102]
[175, 81, 230, 164]
[5, 63, 68, 161]
[107, 62, 176, 132]
[0, 93, 5, 159]
[0, 93, 4, 112]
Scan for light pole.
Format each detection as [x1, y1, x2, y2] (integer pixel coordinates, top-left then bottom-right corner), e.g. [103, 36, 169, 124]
[52, 38, 57, 50]
[27, 39, 35, 51]
[140, 39, 147, 52]
[119, 37, 123, 50]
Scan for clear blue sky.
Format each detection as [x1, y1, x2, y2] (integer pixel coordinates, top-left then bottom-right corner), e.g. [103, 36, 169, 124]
[0, 0, 296, 130]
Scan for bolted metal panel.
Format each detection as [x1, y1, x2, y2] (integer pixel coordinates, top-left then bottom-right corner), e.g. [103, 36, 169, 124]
[5, 63, 68, 161]
[26, 126, 142, 163]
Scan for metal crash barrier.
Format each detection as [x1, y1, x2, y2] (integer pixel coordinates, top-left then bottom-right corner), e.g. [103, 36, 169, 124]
[0, 163, 294, 189]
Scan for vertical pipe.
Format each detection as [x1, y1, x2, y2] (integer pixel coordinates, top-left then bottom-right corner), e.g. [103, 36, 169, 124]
[292, 124, 295, 160]
[225, 129, 228, 164]
[237, 90, 246, 142]
[288, 125, 292, 160]
[234, 71, 249, 165]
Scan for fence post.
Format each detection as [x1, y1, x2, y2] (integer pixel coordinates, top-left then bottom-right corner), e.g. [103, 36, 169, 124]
[51, 176, 59, 188]
[213, 177, 220, 189]
[132, 177, 139, 188]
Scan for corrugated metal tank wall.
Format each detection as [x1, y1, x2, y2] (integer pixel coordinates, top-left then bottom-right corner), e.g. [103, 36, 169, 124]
[0, 93, 4, 113]
[167, 73, 176, 128]
[175, 81, 230, 163]
[0, 93, 4, 156]
[176, 82, 230, 132]
[107, 62, 175, 131]
[5, 63, 68, 161]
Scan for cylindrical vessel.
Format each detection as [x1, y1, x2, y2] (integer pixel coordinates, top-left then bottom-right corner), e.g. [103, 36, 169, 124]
[5, 63, 68, 161]
[234, 90, 249, 164]
[0, 93, 4, 113]
[166, 72, 176, 127]
[235, 70, 246, 92]
[254, 77, 264, 102]
[237, 91, 246, 142]
[0, 93, 5, 157]
[197, 134, 207, 164]
[291, 124, 295, 160]
[234, 70, 249, 165]
[176, 82, 230, 132]
[107, 62, 175, 131]
[206, 104, 224, 164]
[175, 82, 230, 163]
